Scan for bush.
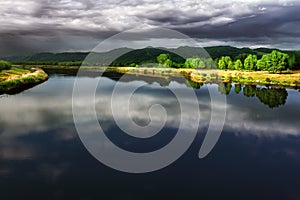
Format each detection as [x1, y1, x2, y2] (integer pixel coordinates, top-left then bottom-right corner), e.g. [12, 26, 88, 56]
[0, 60, 12, 71]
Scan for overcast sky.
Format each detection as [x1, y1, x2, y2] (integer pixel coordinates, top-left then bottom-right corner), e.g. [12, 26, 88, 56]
[0, 0, 299, 56]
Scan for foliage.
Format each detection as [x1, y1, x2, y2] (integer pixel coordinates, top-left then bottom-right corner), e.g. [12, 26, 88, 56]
[0, 60, 12, 71]
[256, 87, 288, 108]
[218, 83, 232, 95]
[244, 55, 257, 70]
[243, 85, 257, 97]
[0, 67, 48, 95]
[269, 50, 289, 73]
[234, 84, 242, 94]
[214, 50, 290, 73]
[256, 51, 289, 73]
[111, 48, 185, 67]
[156, 54, 174, 68]
[234, 59, 243, 70]
[217, 56, 232, 70]
[157, 54, 169, 64]
[186, 79, 203, 89]
[224, 84, 289, 108]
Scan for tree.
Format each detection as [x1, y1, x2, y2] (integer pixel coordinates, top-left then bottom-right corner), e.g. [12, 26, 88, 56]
[164, 59, 173, 68]
[243, 85, 257, 97]
[228, 61, 235, 70]
[157, 54, 175, 68]
[186, 79, 203, 89]
[257, 54, 271, 71]
[235, 53, 249, 64]
[288, 54, 296, 70]
[185, 57, 205, 69]
[244, 55, 257, 70]
[218, 58, 227, 69]
[234, 84, 242, 94]
[217, 56, 232, 70]
[256, 87, 288, 108]
[256, 50, 289, 73]
[218, 83, 232, 95]
[157, 54, 169, 64]
[0, 60, 12, 71]
[234, 59, 243, 70]
[268, 50, 289, 73]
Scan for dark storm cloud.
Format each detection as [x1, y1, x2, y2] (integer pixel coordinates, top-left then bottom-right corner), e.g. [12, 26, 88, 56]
[0, 0, 299, 56]
[175, 4, 300, 38]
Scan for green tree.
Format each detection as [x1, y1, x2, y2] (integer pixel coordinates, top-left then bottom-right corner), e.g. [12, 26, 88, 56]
[157, 54, 169, 64]
[234, 59, 243, 70]
[235, 53, 249, 64]
[257, 54, 271, 71]
[185, 57, 206, 69]
[256, 87, 288, 108]
[186, 79, 203, 89]
[218, 58, 227, 69]
[218, 83, 232, 95]
[228, 61, 235, 70]
[164, 59, 173, 68]
[204, 58, 215, 69]
[257, 51, 289, 73]
[269, 50, 289, 73]
[234, 84, 242, 94]
[288, 54, 296, 70]
[0, 60, 12, 71]
[217, 56, 232, 70]
[243, 85, 257, 97]
[244, 55, 257, 70]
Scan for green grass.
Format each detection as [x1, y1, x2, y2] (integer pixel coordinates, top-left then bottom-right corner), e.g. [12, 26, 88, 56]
[0, 67, 31, 81]
[0, 66, 48, 95]
[111, 67, 300, 87]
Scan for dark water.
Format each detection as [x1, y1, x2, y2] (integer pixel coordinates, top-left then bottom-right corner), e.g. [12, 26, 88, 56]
[1, 71, 300, 200]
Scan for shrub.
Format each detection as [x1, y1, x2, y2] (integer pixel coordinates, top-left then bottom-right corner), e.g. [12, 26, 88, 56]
[0, 60, 12, 71]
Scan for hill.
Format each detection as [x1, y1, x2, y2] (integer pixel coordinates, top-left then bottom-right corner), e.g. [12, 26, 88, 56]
[2, 46, 300, 69]
[110, 47, 186, 66]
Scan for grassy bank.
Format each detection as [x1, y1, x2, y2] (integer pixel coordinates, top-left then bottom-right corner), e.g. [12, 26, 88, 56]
[21, 64, 300, 88]
[111, 67, 300, 88]
[188, 69, 300, 87]
[0, 67, 48, 95]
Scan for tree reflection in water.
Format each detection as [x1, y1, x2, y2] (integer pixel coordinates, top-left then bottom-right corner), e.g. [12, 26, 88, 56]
[215, 83, 288, 108]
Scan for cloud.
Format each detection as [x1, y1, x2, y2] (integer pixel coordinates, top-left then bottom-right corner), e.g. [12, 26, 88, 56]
[0, 0, 299, 55]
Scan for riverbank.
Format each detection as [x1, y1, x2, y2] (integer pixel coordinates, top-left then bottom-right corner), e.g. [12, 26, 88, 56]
[0, 67, 48, 94]
[24, 65, 300, 88]
[112, 67, 300, 88]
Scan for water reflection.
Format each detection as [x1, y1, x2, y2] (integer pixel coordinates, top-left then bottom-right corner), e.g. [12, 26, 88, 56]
[217, 83, 288, 108]
[1, 72, 300, 199]
[44, 69, 291, 109]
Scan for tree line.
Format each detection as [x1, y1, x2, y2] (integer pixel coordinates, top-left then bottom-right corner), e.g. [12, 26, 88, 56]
[217, 83, 288, 108]
[155, 50, 292, 73]
[216, 50, 290, 73]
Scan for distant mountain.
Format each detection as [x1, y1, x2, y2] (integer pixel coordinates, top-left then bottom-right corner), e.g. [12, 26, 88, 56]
[2, 47, 133, 65]
[2, 46, 300, 68]
[110, 47, 186, 66]
[3, 52, 88, 62]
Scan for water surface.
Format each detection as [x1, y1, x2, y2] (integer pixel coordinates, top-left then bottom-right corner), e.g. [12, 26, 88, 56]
[1, 71, 300, 199]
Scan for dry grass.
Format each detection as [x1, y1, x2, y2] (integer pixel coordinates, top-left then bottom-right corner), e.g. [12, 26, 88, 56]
[111, 67, 300, 87]
[0, 67, 48, 94]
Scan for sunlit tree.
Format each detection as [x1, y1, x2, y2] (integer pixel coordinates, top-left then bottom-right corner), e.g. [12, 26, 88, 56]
[244, 55, 257, 70]
[234, 59, 243, 70]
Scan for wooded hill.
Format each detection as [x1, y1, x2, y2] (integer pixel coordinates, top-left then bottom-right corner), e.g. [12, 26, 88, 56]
[2, 46, 300, 69]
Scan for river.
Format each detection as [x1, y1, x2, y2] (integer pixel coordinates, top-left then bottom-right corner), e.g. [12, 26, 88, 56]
[1, 70, 300, 199]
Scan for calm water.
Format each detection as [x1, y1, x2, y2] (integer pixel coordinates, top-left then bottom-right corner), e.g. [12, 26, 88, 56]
[1, 71, 300, 200]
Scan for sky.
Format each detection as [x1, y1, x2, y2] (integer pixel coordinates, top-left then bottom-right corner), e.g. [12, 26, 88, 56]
[0, 0, 300, 56]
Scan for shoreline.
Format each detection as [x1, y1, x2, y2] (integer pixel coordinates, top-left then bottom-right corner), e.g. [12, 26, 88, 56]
[0, 67, 48, 95]
[26, 65, 300, 88]
[112, 67, 300, 88]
